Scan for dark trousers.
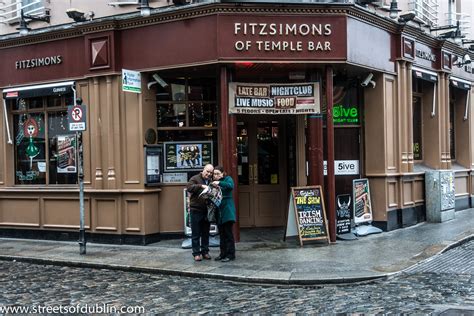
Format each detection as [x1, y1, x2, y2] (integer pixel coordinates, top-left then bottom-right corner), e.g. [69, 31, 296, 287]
[191, 210, 210, 257]
[218, 221, 235, 259]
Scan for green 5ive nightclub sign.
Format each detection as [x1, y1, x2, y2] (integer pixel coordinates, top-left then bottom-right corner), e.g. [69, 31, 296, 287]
[333, 104, 359, 124]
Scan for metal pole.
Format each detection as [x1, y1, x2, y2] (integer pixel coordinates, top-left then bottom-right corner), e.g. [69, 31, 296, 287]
[326, 66, 336, 243]
[78, 130, 86, 255]
[2, 99, 13, 144]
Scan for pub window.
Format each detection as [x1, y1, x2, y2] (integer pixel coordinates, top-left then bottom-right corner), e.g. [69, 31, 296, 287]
[412, 95, 423, 161]
[155, 76, 218, 172]
[10, 94, 78, 185]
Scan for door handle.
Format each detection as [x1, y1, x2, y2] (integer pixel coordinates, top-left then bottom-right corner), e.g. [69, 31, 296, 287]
[249, 164, 254, 183]
[253, 163, 258, 184]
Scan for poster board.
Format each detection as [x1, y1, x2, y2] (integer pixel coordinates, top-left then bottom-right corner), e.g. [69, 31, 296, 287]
[288, 186, 330, 246]
[56, 135, 77, 174]
[336, 194, 352, 234]
[164, 141, 213, 172]
[228, 82, 320, 115]
[353, 178, 373, 224]
[183, 189, 218, 237]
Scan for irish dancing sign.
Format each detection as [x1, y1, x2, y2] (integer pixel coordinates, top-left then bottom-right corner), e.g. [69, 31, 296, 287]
[229, 82, 320, 115]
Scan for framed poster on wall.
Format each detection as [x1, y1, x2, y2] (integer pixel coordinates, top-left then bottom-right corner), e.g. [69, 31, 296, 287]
[163, 141, 213, 172]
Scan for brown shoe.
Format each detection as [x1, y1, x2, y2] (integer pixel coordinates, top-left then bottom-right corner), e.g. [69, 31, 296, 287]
[202, 253, 212, 260]
[194, 255, 202, 261]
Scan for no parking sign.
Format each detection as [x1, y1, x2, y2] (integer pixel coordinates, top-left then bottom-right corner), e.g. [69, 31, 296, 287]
[68, 104, 87, 131]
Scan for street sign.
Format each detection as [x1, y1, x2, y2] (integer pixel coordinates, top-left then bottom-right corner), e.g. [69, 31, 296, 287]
[68, 104, 87, 131]
[122, 69, 141, 93]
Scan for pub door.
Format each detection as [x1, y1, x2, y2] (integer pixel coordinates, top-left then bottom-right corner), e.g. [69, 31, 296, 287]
[236, 116, 288, 227]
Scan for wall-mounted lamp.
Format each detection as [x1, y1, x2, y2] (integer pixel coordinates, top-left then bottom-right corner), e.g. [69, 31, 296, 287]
[388, 0, 401, 19]
[16, 9, 50, 36]
[397, 11, 416, 24]
[66, 8, 94, 22]
[137, 0, 151, 17]
[453, 54, 471, 68]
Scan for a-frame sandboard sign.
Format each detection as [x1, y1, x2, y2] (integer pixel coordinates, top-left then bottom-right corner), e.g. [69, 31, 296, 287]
[285, 186, 330, 246]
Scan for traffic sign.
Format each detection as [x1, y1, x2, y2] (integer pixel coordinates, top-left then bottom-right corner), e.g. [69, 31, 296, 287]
[68, 104, 87, 131]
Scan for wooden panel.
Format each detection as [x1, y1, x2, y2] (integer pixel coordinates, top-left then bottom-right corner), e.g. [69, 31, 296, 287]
[123, 91, 141, 184]
[385, 77, 397, 170]
[43, 198, 90, 228]
[414, 179, 424, 203]
[238, 191, 251, 227]
[125, 199, 141, 232]
[257, 191, 281, 218]
[388, 181, 398, 208]
[0, 95, 4, 185]
[142, 193, 159, 234]
[455, 174, 468, 196]
[0, 198, 39, 226]
[95, 199, 118, 231]
[158, 186, 186, 232]
[403, 180, 414, 206]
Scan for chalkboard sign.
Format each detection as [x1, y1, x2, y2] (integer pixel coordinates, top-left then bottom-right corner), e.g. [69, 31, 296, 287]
[353, 178, 373, 224]
[164, 141, 213, 172]
[291, 186, 330, 246]
[336, 194, 352, 234]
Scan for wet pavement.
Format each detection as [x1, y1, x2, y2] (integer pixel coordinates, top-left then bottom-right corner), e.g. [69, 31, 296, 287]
[0, 240, 472, 314]
[0, 208, 472, 285]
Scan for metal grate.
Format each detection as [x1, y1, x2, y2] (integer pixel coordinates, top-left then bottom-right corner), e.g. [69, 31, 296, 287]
[409, 0, 439, 27]
[0, 0, 47, 24]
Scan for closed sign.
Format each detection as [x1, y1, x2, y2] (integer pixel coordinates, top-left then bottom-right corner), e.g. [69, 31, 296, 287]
[324, 160, 359, 176]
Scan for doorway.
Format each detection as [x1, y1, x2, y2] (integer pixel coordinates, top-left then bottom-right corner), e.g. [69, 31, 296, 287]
[236, 116, 288, 227]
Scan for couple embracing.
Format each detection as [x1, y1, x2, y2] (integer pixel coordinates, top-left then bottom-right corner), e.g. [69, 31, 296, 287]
[186, 164, 236, 262]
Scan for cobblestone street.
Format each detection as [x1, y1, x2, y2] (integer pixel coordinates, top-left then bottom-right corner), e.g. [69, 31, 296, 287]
[0, 240, 472, 314]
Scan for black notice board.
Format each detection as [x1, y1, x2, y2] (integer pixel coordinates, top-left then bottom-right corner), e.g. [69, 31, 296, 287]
[144, 145, 162, 186]
[291, 186, 330, 246]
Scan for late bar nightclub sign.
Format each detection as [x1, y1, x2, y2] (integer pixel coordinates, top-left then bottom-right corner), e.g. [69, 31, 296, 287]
[228, 82, 320, 114]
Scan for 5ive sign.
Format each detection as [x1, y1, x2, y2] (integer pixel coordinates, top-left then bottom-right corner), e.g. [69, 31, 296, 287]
[324, 160, 359, 176]
[68, 104, 87, 131]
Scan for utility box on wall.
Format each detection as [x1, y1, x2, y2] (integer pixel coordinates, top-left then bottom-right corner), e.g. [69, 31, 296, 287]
[425, 170, 455, 222]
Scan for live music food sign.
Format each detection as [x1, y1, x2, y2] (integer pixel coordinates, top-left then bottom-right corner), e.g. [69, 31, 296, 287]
[229, 82, 320, 114]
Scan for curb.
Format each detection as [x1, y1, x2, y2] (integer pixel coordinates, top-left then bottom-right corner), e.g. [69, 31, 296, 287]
[388, 233, 474, 278]
[0, 255, 388, 286]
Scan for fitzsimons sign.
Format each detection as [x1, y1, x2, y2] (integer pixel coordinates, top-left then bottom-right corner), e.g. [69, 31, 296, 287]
[229, 82, 320, 115]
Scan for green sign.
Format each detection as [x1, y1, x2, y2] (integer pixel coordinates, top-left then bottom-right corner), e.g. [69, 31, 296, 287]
[333, 104, 359, 124]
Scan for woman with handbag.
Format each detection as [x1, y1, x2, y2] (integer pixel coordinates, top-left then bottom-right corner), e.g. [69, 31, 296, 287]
[212, 166, 236, 262]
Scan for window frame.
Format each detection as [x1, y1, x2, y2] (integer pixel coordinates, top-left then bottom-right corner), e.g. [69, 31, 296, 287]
[10, 94, 78, 186]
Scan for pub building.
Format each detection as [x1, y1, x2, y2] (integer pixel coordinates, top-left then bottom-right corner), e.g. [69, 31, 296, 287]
[0, 2, 473, 244]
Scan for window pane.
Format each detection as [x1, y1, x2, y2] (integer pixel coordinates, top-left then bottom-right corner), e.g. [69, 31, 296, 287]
[12, 98, 27, 111]
[257, 120, 279, 184]
[188, 103, 217, 127]
[188, 79, 216, 101]
[157, 103, 187, 127]
[46, 95, 62, 108]
[27, 97, 43, 110]
[14, 113, 46, 184]
[413, 96, 423, 160]
[48, 111, 77, 185]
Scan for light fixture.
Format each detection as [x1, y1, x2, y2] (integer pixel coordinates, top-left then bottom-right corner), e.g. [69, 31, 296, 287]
[388, 0, 401, 19]
[16, 9, 50, 36]
[397, 11, 416, 24]
[66, 8, 94, 22]
[137, 0, 151, 17]
[453, 54, 471, 68]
